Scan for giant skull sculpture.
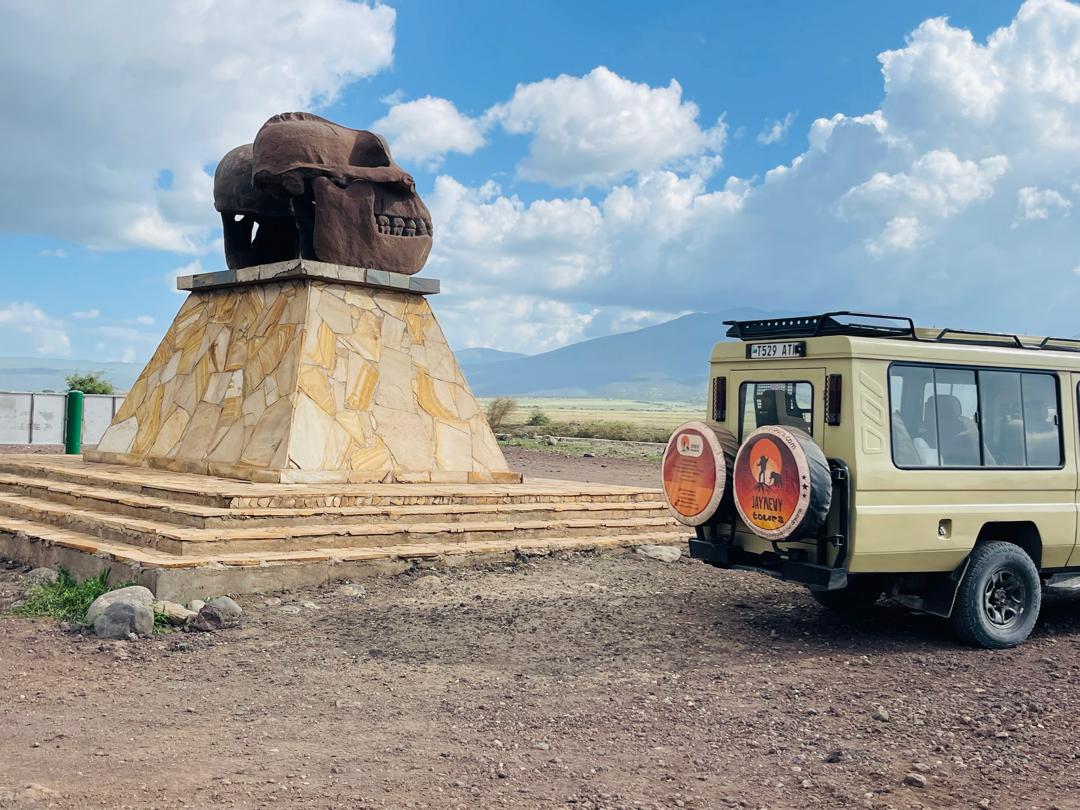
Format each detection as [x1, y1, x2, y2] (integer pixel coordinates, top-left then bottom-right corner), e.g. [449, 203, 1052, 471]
[213, 112, 433, 275]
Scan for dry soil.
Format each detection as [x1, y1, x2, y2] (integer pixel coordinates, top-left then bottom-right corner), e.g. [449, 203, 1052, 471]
[1, 450, 1079, 809]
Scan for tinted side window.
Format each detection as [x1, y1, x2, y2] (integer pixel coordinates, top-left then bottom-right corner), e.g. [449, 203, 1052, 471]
[981, 370, 1024, 466]
[1023, 374, 1061, 466]
[931, 368, 980, 467]
[890, 364, 1062, 469]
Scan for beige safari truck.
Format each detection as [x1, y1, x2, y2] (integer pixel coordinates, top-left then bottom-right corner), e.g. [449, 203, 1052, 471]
[660, 311, 1080, 649]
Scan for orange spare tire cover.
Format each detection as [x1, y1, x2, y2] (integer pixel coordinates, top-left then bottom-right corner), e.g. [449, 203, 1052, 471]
[661, 421, 738, 526]
[732, 425, 832, 540]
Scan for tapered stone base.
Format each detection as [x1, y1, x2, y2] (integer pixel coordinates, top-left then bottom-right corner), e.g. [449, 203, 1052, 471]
[85, 266, 519, 484]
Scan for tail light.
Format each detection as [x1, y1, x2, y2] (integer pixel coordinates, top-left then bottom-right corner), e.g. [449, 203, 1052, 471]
[825, 373, 842, 426]
[712, 376, 726, 421]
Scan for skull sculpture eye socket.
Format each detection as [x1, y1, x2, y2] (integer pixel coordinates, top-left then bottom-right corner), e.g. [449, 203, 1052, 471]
[212, 112, 433, 276]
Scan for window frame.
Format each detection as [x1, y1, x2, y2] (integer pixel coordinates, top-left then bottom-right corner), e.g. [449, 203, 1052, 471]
[887, 361, 1064, 471]
[737, 379, 815, 442]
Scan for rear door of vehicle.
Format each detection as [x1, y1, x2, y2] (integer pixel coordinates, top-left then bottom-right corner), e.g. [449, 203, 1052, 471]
[729, 367, 827, 446]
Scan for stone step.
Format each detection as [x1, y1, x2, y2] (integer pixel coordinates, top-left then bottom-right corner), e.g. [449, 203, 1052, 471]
[0, 492, 684, 557]
[0, 456, 665, 509]
[0, 472, 673, 529]
[0, 513, 685, 602]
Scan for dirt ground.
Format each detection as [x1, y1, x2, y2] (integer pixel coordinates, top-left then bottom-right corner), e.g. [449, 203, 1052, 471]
[3, 449, 1080, 809]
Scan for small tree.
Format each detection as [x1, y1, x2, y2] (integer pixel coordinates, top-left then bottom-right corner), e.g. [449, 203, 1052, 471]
[527, 407, 551, 427]
[65, 371, 115, 395]
[485, 397, 517, 430]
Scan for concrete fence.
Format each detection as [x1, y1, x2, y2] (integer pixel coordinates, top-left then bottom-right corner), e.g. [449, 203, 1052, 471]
[0, 392, 125, 446]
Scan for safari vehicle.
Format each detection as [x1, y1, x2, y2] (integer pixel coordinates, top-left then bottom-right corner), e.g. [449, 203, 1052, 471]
[660, 311, 1080, 649]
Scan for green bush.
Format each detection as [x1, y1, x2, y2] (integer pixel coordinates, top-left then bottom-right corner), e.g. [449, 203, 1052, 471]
[526, 408, 551, 427]
[485, 397, 517, 430]
[543, 420, 671, 444]
[65, 371, 116, 395]
[13, 568, 119, 623]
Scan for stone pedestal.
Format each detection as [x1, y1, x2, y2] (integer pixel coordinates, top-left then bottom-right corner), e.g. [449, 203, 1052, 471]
[85, 260, 520, 485]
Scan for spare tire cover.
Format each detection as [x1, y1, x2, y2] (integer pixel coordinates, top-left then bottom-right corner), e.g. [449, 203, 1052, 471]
[732, 425, 832, 540]
[661, 421, 739, 526]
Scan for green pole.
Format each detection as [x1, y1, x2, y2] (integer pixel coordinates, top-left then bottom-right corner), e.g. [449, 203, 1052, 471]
[65, 390, 84, 455]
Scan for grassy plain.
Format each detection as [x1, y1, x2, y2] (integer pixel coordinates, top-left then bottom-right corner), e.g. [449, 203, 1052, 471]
[480, 397, 704, 431]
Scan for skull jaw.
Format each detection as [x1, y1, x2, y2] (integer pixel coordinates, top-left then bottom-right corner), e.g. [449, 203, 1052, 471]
[311, 178, 432, 276]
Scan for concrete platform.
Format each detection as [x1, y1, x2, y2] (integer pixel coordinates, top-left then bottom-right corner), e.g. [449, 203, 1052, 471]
[0, 455, 683, 602]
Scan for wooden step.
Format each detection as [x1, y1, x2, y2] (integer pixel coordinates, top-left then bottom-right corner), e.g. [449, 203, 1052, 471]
[0, 473, 673, 529]
[0, 513, 684, 570]
[0, 492, 683, 557]
[0, 455, 665, 509]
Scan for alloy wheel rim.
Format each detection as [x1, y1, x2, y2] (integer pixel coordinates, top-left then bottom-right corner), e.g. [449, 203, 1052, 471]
[982, 567, 1026, 629]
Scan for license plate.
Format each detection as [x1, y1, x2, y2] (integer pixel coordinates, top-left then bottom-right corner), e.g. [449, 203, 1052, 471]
[747, 341, 806, 359]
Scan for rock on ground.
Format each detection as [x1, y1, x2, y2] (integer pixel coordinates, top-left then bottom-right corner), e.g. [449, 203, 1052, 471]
[636, 544, 683, 563]
[414, 575, 444, 590]
[191, 602, 240, 632]
[93, 601, 153, 640]
[85, 585, 154, 625]
[187, 599, 206, 613]
[152, 600, 197, 626]
[207, 596, 243, 620]
[336, 584, 366, 598]
[24, 568, 58, 587]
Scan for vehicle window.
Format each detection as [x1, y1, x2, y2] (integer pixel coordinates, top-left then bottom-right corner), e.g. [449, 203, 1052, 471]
[889, 365, 935, 466]
[739, 382, 813, 439]
[930, 368, 980, 466]
[980, 371, 1024, 466]
[1023, 374, 1061, 466]
[889, 364, 1061, 469]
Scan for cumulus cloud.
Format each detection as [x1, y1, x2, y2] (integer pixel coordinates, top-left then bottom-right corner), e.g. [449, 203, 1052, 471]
[757, 112, 796, 145]
[486, 66, 726, 187]
[373, 96, 487, 168]
[71, 309, 100, 321]
[0, 303, 71, 356]
[1015, 186, 1072, 223]
[429, 0, 1080, 350]
[0, 1, 396, 252]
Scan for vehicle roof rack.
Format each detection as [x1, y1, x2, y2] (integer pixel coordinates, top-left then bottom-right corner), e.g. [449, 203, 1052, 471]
[724, 312, 916, 340]
[723, 312, 1080, 355]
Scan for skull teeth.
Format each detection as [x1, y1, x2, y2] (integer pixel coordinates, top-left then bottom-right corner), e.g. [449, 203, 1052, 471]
[376, 216, 432, 237]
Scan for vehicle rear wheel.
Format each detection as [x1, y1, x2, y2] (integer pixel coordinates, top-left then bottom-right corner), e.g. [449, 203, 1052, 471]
[949, 541, 1040, 649]
[810, 577, 883, 611]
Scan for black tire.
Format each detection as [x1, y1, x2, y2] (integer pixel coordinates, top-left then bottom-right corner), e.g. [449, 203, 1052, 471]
[810, 577, 883, 611]
[949, 542, 1041, 649]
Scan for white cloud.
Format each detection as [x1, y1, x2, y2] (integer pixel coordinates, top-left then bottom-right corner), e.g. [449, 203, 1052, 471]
[37, 248, 68, 259]
[72, 309, 100, 321]
[373, 96, 487, 168]
[487, 66, 726, 187]
[429, 1, 1080, 352]
[866, 215, 927, 257]
[0, 1, 396, 253]
[0, 302, 71, 356]
[168, 259, 205, 295]
[126, 315, 155, 326]
[1015, 186, 1072, 223]
[757, 112, 796, 145]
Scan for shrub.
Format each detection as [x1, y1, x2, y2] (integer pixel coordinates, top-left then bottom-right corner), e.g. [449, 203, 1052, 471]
[544, 420, 672, 444]
[65, 371, 115, 395]
[13, 568, 118, 623]
[526, 408, 551, 427]
[485, 397, 517, 430]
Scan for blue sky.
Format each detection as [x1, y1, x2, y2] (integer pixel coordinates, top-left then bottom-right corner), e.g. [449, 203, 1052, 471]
[7, 0, 1080, 365]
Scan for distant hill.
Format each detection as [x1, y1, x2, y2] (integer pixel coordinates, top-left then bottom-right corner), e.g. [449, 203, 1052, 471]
[0, 308, 774, 402]
[462, 308, 773, 402]
[0, 357, 142, 393]
[456, 347, 527, 372]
